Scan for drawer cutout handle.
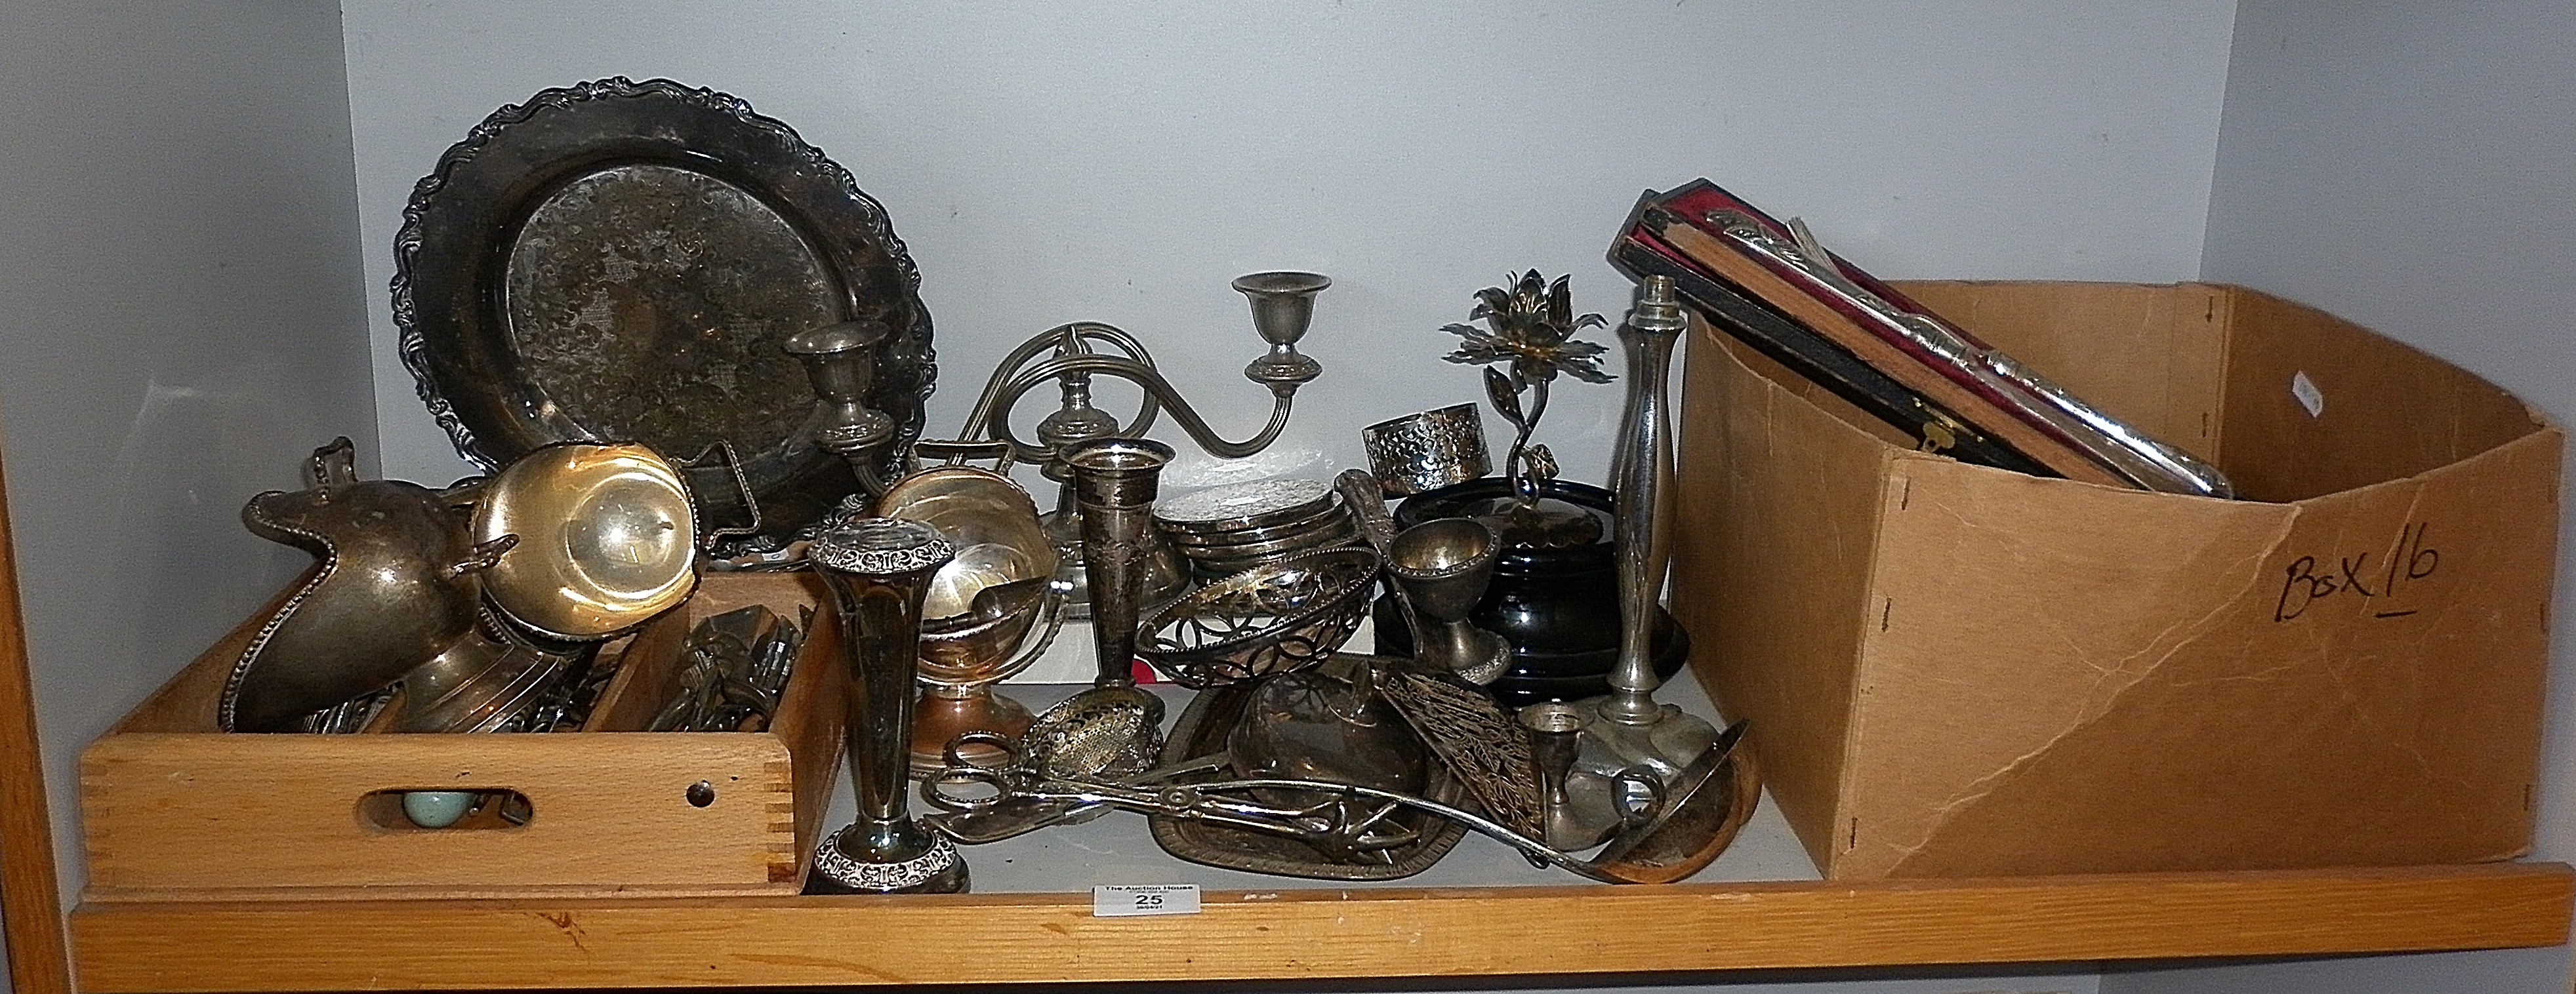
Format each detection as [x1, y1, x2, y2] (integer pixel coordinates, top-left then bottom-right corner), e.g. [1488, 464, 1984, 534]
[359, 789, 535, 831]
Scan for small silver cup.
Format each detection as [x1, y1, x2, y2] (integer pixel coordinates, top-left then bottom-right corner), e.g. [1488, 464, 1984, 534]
[1518, 700, 1622, 852]
[1362, 404, 1490, 496]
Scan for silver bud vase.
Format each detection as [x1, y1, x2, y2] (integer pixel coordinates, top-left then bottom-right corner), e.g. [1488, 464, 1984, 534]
[808, 516, 968, 894]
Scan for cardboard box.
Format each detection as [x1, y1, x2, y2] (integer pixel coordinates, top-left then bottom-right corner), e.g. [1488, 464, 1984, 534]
[79, 572, 844, 900]
[1673, 281, 2560, 879]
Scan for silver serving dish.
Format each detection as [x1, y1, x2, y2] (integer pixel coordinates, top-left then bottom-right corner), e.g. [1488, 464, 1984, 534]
[470, 441, 697, 641]
[1176, 525, 1363, 580]
[1135, 546, 1380, 688]
[877, 467, 1065, 776]
[1155, 478, 1356, 580]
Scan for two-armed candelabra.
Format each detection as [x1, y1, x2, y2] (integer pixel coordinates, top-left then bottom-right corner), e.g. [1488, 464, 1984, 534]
[787, 271, 1330, 612]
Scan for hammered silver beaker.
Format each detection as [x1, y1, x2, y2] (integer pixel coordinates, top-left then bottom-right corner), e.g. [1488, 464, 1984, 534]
[1023, 436, 1177, 780]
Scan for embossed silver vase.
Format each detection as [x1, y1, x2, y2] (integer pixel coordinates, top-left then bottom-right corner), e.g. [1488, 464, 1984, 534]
[808, 516, 969, 894]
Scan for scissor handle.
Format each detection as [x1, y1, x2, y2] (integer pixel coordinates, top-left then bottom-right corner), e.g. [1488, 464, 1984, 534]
[1609, 766, 1667, 827]
[919, 732, 1025, 812]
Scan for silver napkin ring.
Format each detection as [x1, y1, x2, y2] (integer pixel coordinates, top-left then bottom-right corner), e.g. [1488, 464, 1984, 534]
[1362, 404, 1490, 496]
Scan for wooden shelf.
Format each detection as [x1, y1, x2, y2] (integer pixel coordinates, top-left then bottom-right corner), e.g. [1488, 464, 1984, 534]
[65, 861, 2573, 991]
[53, 680, 2576, 991]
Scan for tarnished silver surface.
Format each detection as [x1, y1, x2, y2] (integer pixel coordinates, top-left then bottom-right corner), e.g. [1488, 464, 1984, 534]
[1160, 502, 1344, 547]
[226, 440, 516, 732]
[394, 78, 937, 552]
[878, 467, 1057, 624]
[1172, 520, 1361, 580]
[1226, 656, 1435, 864]
[1517, 702, 1618, 850]
[785, 319, 900, 500]
[1387, 519, 1510, 686]
[1379, 669, 1542, 839]
[810, 521, 954, 575]
[647, 606, 802, 733]
[1338, 469, 1503, 686]
[1020, 689, 1160, 782]
[1566, 277, 1720, 784]
[390, 615, 587, 734]
[812, 823, 965, 894]
[878, 466, 1063, 776]
[960, 273, 1330, 468]
[1146, 673, 1468, 881]
[1583, 276, 1717, 772]
[504, 165, 832, 461]
[926, 709, 1757, 885]
[1055, 437, 1178, 778]
[1362, 405, 1491, 496]
[1155, 478, 1332, 529]
[1158, 479, 1355, 580]
[1439, 271, 1616, 507]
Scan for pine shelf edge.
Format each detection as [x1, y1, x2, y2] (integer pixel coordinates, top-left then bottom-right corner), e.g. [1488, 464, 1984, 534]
[64, 860, 2575, 991]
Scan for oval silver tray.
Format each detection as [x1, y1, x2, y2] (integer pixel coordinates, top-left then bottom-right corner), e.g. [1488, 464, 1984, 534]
[392, 77, 934, 549]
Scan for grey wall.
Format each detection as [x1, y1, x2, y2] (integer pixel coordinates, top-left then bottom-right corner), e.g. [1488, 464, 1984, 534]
[341, 0, 2239, 500]
[2107, 1, 2576, 991]
[0, 0, 377, 936]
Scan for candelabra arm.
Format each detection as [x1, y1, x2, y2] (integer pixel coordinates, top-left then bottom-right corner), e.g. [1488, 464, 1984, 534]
[840, 443, 895, 499]
[987, 352, 1302, 461]
[954, 323, 1162, 463]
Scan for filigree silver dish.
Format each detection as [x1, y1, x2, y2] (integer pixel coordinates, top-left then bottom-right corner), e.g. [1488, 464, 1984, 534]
[392, 77, 935, 551]
[1135, 547, 1380, 688]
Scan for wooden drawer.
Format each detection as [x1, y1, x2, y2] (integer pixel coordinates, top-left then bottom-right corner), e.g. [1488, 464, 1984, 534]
[78, 572, 843, 901]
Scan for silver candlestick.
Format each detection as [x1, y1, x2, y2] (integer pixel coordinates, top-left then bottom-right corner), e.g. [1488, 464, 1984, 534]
[1581, 275, 1717, 783]
[783, 319, 899, 499]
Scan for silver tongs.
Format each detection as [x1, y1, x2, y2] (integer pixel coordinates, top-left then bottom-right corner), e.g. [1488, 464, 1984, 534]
[919, 721, 1753, 885]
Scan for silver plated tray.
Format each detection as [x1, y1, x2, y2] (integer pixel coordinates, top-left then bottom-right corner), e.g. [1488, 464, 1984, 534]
[393, 77, 935, 549]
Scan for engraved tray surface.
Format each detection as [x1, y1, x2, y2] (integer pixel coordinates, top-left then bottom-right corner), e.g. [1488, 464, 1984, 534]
[393, 77, 934, 547]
